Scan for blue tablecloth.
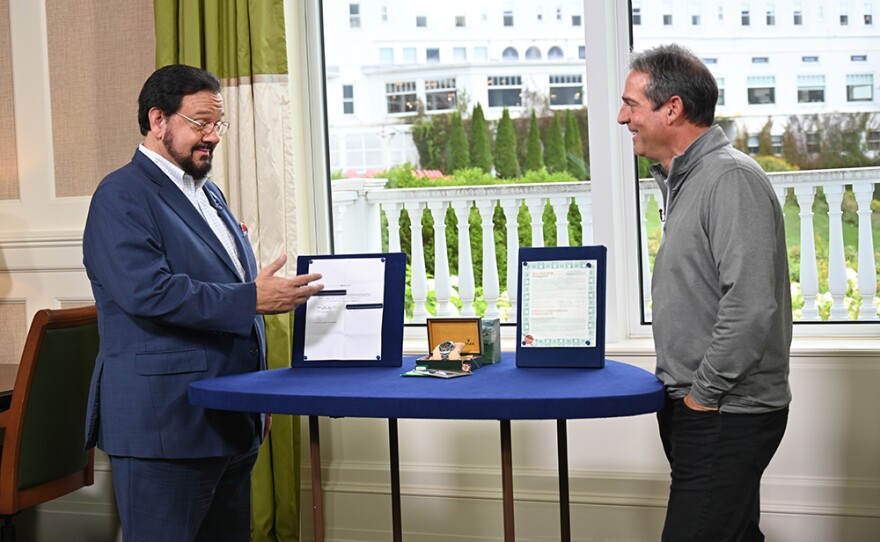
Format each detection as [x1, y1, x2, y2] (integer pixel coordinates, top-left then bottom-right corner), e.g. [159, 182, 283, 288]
[189, 353, 664, 421]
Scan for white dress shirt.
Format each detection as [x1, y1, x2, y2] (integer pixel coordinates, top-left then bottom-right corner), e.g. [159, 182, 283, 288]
[138, 145, 246, 280]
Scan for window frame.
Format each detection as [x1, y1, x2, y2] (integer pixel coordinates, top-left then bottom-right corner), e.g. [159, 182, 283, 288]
[342, 84, 355, 115]
[487, 75, 524, 108]
[294, 0, 880, 342]
[846, 74, 875, 102]
[797, 75, 826, 103]
[424, 78, 457, 112]
[747, 76, 776, 104]
[549, 74, 584, 106]
[384, 80, 418, 115]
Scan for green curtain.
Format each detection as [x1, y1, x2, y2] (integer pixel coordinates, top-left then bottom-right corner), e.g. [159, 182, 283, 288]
[153, 1, 302, 540]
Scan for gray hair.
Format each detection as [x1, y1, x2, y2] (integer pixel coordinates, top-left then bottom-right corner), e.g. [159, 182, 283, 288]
[629, 44, 718, 127]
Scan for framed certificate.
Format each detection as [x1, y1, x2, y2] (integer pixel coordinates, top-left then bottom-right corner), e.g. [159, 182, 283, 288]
[515, 246, 607, 368]
[292, 252, 406, 368]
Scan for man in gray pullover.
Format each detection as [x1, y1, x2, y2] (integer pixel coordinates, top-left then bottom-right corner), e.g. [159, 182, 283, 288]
[618, 44, 792, 541]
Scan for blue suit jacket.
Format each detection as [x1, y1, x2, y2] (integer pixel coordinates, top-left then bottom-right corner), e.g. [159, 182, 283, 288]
[83, 150, 266, 459]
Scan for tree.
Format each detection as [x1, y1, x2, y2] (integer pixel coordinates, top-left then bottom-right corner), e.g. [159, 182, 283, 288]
[411, 113, 453, 170]
[782, 112, 880, 169]
[524, 110, 544, 172]
[494, 108, 521, 179]
[544, 113, 566, 173]
[733, 124, 749, 153]
[470, 103, 493, 173]
[564, 110, 587, 179]
[758, 117, 774, 156]
[447, 113, 470, 173]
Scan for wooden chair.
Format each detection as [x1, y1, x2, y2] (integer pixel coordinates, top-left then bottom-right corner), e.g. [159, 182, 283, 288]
[0, 306, 99, 542]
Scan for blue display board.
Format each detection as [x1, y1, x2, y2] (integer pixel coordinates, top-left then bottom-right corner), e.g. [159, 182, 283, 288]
[515, 246, 607, 368]
[293, 252, 406, 368]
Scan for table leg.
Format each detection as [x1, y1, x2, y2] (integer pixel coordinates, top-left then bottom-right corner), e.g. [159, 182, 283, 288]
[309, 415, 325, 542]
[500, 419, 515, 541]
[389, 418, 402, 542]
[557, 419, 571, 542]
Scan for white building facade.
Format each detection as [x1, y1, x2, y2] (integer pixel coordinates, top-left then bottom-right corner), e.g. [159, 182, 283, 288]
[322, 0, 879, 174]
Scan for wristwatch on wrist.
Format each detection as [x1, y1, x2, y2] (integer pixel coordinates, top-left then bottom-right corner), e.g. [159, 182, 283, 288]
[438, 340, 456, 360]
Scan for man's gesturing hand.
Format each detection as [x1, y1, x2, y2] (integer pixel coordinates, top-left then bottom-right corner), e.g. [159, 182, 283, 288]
[255, 254, 324, 315]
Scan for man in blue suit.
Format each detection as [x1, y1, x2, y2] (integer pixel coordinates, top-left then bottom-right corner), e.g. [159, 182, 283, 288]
[82, 64, 323, 541]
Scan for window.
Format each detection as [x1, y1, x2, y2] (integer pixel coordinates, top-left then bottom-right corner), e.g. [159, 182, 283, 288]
[772, 135, 783, 155]
[572, 15, 582, 26]
[752, 57, 769, 64]
[840, 3, 850, 25]
[806, 132, 820, 153]
[317, 0, 880, 329]
[525, 46, 542, 60]
[385, 81, 417, 114]
[793, 3, 803, 24]
[416, 15, 427, 28]
[338, 132, 384, 172]
[455, 15, 466, 27]
[381, 6, 387, 22]
[379, 48, 394, 65]
[867, 130, 880, 151]
[487, 75, 522, 107]
[847, 74, 874, 101]
[504, 10, 514, 26]
[742, 3, 751, 25]
[747, 76, 776, 104]
[748, 135, 760, 155]
[425, 78, 456, 112]
[798, 75, 826, 103]
[502, 47, 519, 61]
[691, 1, 702, 25]
[342, 85, 354, 115]
[767, 3, 776, 25]
[349, 4, 361, 29]
[866, 2, 874, 24]
[549, 74, 583, 105]
[426, 48, 440, 64]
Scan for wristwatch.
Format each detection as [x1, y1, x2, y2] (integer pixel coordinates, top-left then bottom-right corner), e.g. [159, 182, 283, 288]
[438, 340, 456, 360]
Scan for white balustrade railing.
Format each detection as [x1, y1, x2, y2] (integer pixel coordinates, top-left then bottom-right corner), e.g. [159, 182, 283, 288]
[331, 167, 880, 323]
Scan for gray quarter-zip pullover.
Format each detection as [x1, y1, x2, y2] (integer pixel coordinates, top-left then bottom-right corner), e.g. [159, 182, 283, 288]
[651, 125, 792, 413]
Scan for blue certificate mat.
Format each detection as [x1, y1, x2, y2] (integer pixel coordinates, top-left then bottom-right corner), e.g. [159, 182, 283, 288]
[293, 252, 406, 368]
[515, 246, 607, 368]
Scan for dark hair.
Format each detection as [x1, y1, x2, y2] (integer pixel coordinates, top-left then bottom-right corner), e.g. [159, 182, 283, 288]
[629, 44, 718, 127]
[137, 64, 221, 135]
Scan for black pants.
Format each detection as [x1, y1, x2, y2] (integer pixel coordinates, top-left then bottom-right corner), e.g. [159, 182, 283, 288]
[657, 398, 788, 542]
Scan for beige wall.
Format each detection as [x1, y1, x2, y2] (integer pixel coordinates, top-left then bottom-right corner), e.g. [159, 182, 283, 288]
[0, 1, 154, 539]
[0, 1, 877, 540]
[0, 0, 154, 331]
[0, 0, 19, 200]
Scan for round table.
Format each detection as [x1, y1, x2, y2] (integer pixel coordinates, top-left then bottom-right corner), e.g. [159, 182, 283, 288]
[189, 353, 664, 541]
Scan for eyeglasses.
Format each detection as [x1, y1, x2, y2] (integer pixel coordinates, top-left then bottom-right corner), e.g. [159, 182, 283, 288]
[175, 113, 230, 137]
